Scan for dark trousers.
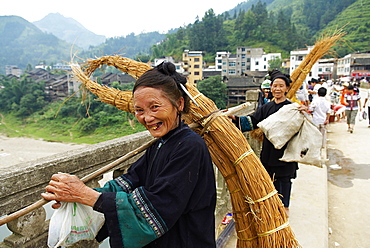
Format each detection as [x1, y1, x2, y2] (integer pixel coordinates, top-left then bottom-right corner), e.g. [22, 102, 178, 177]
[273, 176, 292, 208]
[368, 107, 370, 125]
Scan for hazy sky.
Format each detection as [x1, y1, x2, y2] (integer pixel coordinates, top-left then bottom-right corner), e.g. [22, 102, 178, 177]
[1, 0, 244, 38]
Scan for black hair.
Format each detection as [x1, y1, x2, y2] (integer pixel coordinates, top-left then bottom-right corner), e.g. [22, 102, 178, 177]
[269, 69, 292, 87]
[318, 87, 327, 97]
[133, 62, 190, 113]
[347, 85, 354, 90]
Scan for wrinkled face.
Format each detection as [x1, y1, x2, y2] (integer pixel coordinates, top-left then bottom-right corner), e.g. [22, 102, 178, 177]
[271, 78, 289, 100]
[134, 86, 183, 138]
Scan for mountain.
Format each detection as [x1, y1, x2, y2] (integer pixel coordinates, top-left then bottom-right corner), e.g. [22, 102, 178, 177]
[0, 15, 72, 74]
[33, 13, 106, 50]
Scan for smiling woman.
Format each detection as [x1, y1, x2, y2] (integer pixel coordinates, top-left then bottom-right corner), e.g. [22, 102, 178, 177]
[42, 62, 217, 248]
[229, 69, 308, 215]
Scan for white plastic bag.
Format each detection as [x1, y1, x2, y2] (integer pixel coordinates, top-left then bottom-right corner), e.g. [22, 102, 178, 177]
[362, 110, 367, 120]
[48, 202, 105, 248]
[257, 103, 304, 149]
[280, 118, 323, 167]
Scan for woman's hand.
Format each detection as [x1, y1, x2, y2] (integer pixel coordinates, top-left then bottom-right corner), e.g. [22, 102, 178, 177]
[41, 172, 101, 208]
[228, 115, 236, 121]
[298, 105, 308, 113]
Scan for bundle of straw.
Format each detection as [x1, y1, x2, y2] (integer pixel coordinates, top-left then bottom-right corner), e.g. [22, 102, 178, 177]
[72, 57, 301, 247]
[183, 84, 299, 247]
[287, 29, 346, 99]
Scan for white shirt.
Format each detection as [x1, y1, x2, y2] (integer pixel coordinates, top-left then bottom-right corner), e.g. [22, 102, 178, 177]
[365, 89, 370, 108]
[309, 96, 331, 125]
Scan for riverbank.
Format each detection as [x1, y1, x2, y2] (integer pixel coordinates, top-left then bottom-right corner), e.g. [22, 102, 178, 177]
[0, 135, 86, 168]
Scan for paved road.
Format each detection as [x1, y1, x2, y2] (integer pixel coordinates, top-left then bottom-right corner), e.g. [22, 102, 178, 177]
[326, 90, 370, 248]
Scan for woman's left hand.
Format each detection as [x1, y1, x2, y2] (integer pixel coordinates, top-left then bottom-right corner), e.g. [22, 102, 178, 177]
[298, 105, 308, 113]
[41, 172, 101, 208]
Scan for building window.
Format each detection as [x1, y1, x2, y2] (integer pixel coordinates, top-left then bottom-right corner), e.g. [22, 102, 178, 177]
[247, 50, 250, 55]
[229, 62, 236, 67]
[255, 61, 259, 66]
[264, 65, 266, 69]
[218, 59, 222, 63]
[264, 57, 267, 61]
[247, 58, 250, 62]
[229, 69, 236, 74]
[194, 72, 200, 75]
[319, 68, 323, 72]
[241, 47, 246, 52]
[241, 54, 246, 59]
[194, 64, 200, 68]
[194, 58, 200, 62]
[223, 62, 227, 65]
[298, 56, 304, 61]
[242, 62, 245, 67]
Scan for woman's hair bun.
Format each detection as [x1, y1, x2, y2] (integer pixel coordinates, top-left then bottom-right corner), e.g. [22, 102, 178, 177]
[157, 62, 176, 76]
[157, 62, 187, 85]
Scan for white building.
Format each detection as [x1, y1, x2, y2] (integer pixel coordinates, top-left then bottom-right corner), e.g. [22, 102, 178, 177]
[154, 56, 175, 66]
[290, 46, 319, 81]
[219, 47, 281, 76]
[318, 58, 336, 80]
[337, 54, 351, 77]
[215, 52, 231, 71]
[251, 53, 281, 71]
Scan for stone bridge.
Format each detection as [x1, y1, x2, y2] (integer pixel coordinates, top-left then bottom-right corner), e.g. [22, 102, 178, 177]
[0, 91, 260, 248]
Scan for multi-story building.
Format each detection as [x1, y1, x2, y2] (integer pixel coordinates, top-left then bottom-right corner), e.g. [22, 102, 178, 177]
[317, 58, 337, 80]
[220, 47, 281, 76]
[215, 52, 230, 71]
[337, 51, 370, 80]
[5, 65, 22, 77]
[182, 50, 203, 83]
[290, 46, 319, 82]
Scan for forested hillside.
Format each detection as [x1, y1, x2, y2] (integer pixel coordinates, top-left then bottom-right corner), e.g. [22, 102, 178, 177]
[149, 0, 368, 62]
[79, 31, 166, 62]
[0, 16, 72, 74]
[322, 0, 370, 55]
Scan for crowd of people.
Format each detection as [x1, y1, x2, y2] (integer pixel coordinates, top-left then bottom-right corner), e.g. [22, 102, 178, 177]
[296, 77, 369, 134]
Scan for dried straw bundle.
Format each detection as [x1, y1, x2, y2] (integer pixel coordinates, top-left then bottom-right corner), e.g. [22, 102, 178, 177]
[82, 55, 152, 79]
[72, 57, 301, 247]
[71, 65, 135, 113]
[287, 29, 345, 99]
[183, 84, 300, 247]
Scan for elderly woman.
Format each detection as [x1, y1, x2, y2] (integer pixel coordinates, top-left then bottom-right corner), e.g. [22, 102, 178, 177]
[42, 62, 216, 248]
[230, 69, 307, 214]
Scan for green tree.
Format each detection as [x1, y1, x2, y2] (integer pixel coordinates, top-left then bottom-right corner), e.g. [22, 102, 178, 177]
[197, 75, 228, 109]
[0, 75, 46, 116]
[268, 57, 285, 72]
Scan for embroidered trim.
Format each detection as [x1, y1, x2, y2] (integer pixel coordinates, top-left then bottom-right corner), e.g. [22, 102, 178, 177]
[115, 176, 132, 193]
[132, 188, 167, 237]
